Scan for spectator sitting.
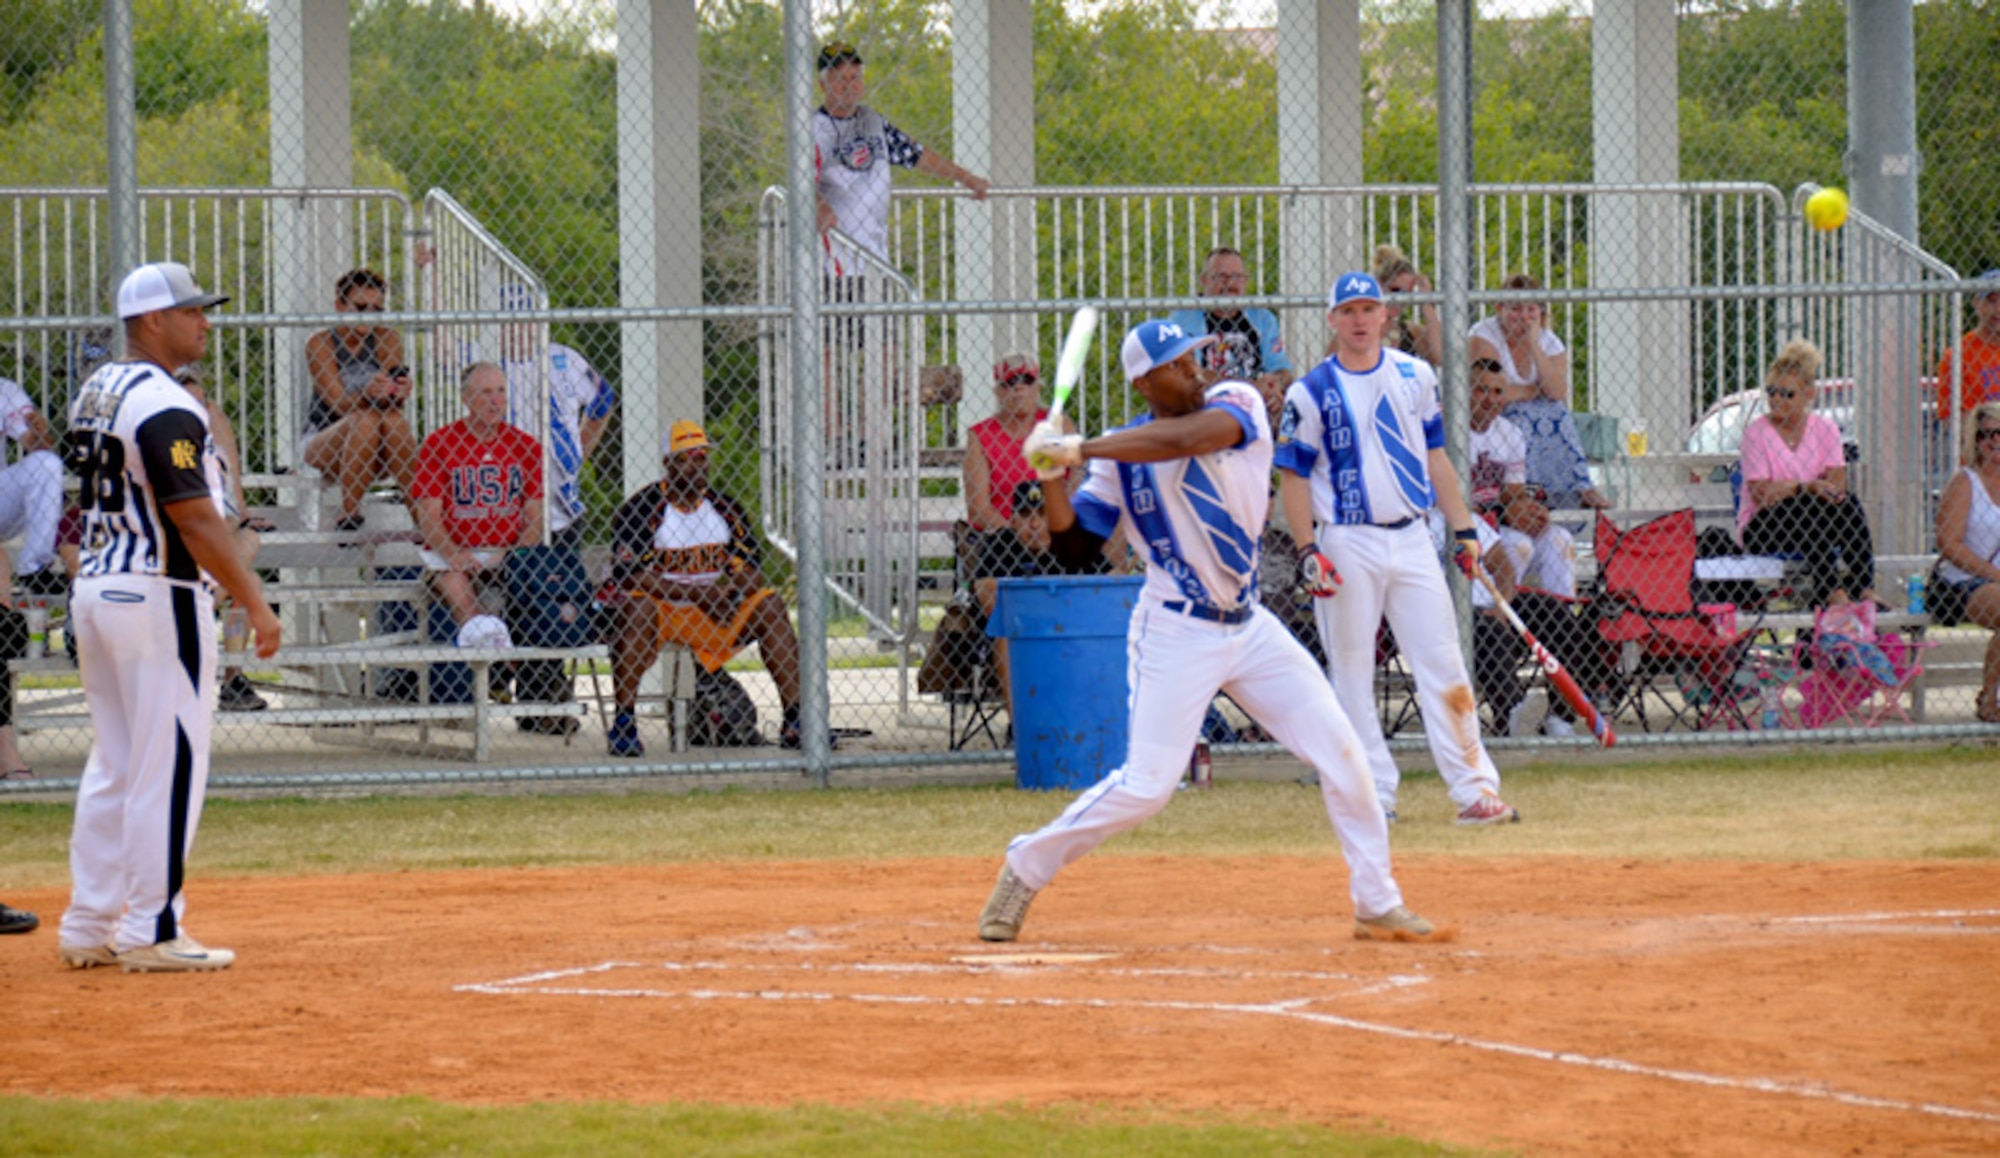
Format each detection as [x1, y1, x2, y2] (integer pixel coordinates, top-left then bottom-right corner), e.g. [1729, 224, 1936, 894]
[1928, 400, 2000, 722]
[491, 286, 618, 733]
[410, 363, 545, 649]
[1468, 273, 1609, 512]
[174, 364, 275, 711]
[1374, 244, 1443, 367]
[1469, 356, 1577, 598]
[1168, 246, 1295, 411]
[971, 480, 1110, 721]
[0, 370, 65, 594]
[1738, 339, 1876, 608]
[1935, 270, 2000, 415]
[603, 420, 822, 757]
[301, 267, 419, 532]
[963, 354, 1074, 535]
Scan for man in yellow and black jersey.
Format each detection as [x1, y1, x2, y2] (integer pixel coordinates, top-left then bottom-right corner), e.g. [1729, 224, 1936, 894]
[601, 420, 808, 757]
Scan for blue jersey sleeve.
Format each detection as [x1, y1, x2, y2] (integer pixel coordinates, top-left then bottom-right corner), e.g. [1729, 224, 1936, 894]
[1272, 394, 1317, 477]
[1070, 492, 1121, 540]
[584, 372, 616, 421]
[1423, 412, 1446, 451]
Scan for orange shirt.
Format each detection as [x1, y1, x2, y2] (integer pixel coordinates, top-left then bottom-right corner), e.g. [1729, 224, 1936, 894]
[1935, 329, 2000, 414]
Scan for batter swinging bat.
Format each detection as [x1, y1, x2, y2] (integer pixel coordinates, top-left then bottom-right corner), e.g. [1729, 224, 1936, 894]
[1046, 305, 1100, 426]
[1472, 569, 1617, 747]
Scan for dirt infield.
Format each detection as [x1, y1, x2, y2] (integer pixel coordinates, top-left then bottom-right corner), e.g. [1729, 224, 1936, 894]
[4, 855, 1997, 1156]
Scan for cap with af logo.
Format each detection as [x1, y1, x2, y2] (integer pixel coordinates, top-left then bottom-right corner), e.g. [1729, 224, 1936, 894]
[1327, 272, 1383, 310]
[1121, 319, 1216, 382]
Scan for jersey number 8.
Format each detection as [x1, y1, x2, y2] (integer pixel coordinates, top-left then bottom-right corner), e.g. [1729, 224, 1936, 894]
[68, 430, 129, 514]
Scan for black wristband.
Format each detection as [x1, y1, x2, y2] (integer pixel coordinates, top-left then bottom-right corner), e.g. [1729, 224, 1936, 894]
[1293, 542, 1318, 561]
[1453, 528, 1478, 543]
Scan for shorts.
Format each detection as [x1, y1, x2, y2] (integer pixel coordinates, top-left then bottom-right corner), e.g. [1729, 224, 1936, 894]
[422, 546, 510, 573]
[629, 586, 777, 673]
[1928, 575, 1986, 627]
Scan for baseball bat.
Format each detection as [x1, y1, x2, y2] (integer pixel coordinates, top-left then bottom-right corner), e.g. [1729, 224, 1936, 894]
[1473, 568, 1617, 748]
[1046, 305, 1100, 426]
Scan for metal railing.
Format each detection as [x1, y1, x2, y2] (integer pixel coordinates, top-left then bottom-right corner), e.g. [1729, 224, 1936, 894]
[758, 192, 926, 656]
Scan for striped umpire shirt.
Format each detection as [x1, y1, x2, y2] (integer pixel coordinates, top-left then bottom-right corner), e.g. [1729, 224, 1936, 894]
[67, 360, 223, 585]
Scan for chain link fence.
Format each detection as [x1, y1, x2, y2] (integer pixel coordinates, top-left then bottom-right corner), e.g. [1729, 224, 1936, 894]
[2, 0, 1998, 793]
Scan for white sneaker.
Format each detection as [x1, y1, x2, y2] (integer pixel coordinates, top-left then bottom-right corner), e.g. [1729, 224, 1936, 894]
[118, 935, 235, 973]
[1541, 715, 1576, 738]
[977, 864, 1039, 942]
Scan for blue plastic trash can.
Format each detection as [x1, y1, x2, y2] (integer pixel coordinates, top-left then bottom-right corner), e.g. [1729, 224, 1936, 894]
[988, 575, 1144, 790]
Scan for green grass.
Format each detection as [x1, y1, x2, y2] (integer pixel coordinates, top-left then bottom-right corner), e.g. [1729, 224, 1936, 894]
[0, 1097, 1491, 1157]
[2, 746, 1994, 889]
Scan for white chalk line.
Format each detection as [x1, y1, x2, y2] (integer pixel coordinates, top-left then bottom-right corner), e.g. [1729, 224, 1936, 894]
[1766, 908, 2000, 925]
[455, 959, 2000, 1127]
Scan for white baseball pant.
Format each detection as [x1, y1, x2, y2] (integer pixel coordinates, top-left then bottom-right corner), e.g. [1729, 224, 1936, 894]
[60, 576, 219, 953]
[1004, 599, 1403, 921]
[1313, 521, 1501, 814]
[0, 449, 63, 575]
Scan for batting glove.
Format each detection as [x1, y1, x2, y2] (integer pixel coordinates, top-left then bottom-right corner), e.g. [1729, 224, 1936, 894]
[1023, 421, 1084, 480]
[1295, 542, 1341, 598]
[1451, 528, 1482, 581]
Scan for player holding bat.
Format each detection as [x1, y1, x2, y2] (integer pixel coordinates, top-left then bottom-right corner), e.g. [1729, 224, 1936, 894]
[976, 318, 1446, 945]
[1277, 272, 1520, 826]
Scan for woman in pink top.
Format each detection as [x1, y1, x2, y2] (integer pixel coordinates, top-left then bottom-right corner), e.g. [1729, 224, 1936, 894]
[1738, 339, 1877, 607]
[962, 353, 1075, 532]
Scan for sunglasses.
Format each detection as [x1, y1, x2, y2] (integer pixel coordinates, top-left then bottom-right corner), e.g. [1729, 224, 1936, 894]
[1764, 385, 1799, 400]
[343, 299, 385, 313]
[998, 373, 1039, 389]
[1978, 428, 2000, 441]
[1470, 359, 1504, 375]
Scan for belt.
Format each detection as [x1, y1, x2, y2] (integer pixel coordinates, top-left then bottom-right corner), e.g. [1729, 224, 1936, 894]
[1375, 515, 1419, 530]
[1161, 600, 1253, 625]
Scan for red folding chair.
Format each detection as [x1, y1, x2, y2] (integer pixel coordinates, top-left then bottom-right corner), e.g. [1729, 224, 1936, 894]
[1593, 510, 1761, 732]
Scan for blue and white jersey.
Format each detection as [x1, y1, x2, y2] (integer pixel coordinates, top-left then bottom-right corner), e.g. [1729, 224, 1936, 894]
[1069, 379, 1269, 615]
[502, 343, 616, 534]
[67, 360, 225, 584]
[1274, 347, 1444, 527]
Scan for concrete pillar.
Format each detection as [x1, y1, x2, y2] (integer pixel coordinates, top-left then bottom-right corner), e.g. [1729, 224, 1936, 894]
[1590, 0, 1684, 506]
[617, 0, 702, 497]
[951, 0, 1036, 422]
[1847, 0, 1921, 554]
[1276, 0, 1364, 361]
[267, 0, 354, 472]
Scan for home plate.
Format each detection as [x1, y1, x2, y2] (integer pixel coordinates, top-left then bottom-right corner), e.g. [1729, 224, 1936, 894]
[952, 952, 1116, 965]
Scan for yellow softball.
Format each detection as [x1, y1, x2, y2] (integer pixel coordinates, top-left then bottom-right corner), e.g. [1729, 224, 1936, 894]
[1805, 188, 1849, 232]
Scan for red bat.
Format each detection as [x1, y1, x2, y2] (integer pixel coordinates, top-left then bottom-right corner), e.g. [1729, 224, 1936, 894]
[1473, 570, 1616, 747]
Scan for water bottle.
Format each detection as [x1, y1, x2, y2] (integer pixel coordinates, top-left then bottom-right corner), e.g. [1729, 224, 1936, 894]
[23, 601, 46, 660]
[1906, 572, 1926, 616]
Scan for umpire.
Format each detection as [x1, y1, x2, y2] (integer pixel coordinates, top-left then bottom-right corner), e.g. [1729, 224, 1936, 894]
[55, 262, 281, 974]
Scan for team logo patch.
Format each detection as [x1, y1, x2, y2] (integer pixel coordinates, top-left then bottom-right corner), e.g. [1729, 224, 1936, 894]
[1277, 400, 1301, 444]
[170, 439, 199, 469]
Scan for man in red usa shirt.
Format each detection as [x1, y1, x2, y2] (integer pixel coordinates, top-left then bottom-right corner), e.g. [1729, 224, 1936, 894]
[410, 362, 544, 647]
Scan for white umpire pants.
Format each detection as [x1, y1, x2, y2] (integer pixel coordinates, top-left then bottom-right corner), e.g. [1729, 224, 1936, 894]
[0, 449, 63, 575]
[60, 576, 218, 952]
[1004, 599, 1403, 921]
[1314, 521, 1501, 813]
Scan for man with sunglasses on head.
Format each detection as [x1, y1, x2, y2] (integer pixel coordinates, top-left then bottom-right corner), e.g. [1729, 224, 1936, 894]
[962, 354, 1076, 535]
[812, 41, 989, 278]
[302, 267, 419, 533]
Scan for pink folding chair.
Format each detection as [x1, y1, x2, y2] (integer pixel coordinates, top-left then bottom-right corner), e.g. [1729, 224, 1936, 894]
[1791, 602, 1934, 729]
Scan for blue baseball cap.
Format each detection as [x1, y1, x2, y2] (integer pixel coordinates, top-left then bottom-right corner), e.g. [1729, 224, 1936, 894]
[1978, 270, 2000, 300]
[1327, 271, 1383, 310]
[1121, 319, 1214, 381]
